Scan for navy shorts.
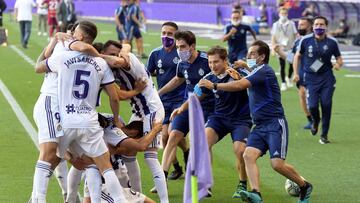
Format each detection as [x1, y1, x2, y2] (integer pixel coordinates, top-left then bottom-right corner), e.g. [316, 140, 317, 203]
[247, 118, 289, 159]
[116, 27, 127, 41]
[296, 71, 306, 89]
[163, 101, 183, 125]
[126, 25, 142, 40]
[172, 109, 212, 136]
[205, 115, 252, 142]
[229, 49, 248, 64]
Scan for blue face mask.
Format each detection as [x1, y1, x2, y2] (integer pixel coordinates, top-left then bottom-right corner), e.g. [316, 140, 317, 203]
[177, 49, 191, 62]
[246, 58, 257, 69]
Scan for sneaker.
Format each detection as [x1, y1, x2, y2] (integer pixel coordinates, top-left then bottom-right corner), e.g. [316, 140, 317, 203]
[319, 137, 330, 144]
[281, 83, 287, 91]
[37, 31, 42, 36]
[168, 167, 183, 180]
[303, 121, 312, 130]
[43, 32, 47, 36]
[311, 121, 319, 136]
[298, 182, 313, 203]
[232, 182, 247, 198]
[239, 190, 263, 203]
[150, 186, 157, 193]
[286, 77, 293, 88]
[206, 188, 212, 198]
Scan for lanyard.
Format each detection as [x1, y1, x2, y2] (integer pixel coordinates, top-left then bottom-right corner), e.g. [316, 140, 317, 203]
[313, 37, 328, 61]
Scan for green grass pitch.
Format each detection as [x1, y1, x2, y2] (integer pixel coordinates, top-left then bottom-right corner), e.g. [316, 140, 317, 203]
[0, 14, 360, 202]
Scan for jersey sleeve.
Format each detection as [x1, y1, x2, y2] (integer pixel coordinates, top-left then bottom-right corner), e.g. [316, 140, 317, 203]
[224, 25, 230, 34]
[101, 63, 115, 86]
[46, 53, 61, 72]
[332, 41, 341, 58]
[104, 127, 128, 146]
[245, 68, 264, 86]
[199, 74, 213, 95]
[271, 22, 277, 35]
[176, 62, 184, 78]
[298, 38, 306, 55]
[146, 51, 156, 74]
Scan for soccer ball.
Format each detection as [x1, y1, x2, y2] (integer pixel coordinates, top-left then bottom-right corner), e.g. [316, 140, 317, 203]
[285, 179, 300, 197]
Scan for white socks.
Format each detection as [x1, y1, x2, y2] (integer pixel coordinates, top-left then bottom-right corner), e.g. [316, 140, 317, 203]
[85, 165, 102, 203]
[123, 155, 142, 192]
[54, 159, 68, 200]
[145, 151, 169, 203]
[32, 160, 53, 203]
[102, 168, 127, 203]
[66, 166, 83, 203]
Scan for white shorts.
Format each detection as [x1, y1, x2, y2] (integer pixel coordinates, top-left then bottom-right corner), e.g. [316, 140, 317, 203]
[83, 183, 146, 203]
[129, 108, 165, 149]
[33, 94, 63, 144]
[57, 127, 108, 158]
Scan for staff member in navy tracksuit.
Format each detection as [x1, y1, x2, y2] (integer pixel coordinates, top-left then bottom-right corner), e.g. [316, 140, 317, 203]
[293, 16, 343, 144]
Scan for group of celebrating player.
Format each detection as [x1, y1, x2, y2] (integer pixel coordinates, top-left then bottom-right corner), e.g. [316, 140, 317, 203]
[29, 14, 338, 202]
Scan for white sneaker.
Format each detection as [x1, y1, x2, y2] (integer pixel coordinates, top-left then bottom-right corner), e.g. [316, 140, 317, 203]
[42, 32, 47, 36]
[280, 83, 287, 91]
[285, 77, 293, 88]
[37, 31, 42, 36]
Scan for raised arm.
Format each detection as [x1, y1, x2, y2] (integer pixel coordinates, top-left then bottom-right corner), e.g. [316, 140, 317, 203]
[35, 49, 48, 73]
[199, 78, 251, 92]
[103, 83, 122, 128]
[158, 76, 185, 96]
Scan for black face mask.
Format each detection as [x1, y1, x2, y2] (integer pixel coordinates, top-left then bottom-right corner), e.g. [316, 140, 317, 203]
[298, 29, 307, 36]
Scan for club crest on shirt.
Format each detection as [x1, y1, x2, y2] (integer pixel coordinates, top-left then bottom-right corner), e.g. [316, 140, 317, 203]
[308, 45, 313, 58]
[184, 70, 189, 79]
[157, 59, 162, 68]
[240, 29, 245, 34]
[323, 45, 328, 51]
[198, 68, 205, 76]
[173, 57, 180, 64]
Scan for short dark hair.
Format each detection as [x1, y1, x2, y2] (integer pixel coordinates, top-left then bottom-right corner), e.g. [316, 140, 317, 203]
[77, 20, 98, 43]
[103, 40, 122, 51]
[232, 10, 241, 15]
[250, 40, 270, 64]
[162, 21, 178, 30]
[92, 42, 104, 53]
[207, 46, 228, 61]
[174, 30, 196, 46]
[67, 23, 74, 31]
[299, 17, 313, 26]
[71, 22, 79, 32]
[313, 16, 328, 26]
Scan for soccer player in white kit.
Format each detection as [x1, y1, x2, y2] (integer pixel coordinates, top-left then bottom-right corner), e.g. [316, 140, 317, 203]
[31, 24, 102, 202]
[101, 40, 168, 203]
[35, 21, 127, 203]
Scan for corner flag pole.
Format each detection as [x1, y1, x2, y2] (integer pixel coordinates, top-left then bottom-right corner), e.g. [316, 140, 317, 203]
[191, 172, 198, 203]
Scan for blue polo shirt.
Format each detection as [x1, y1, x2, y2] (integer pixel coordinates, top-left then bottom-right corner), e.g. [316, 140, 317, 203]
[126, 3, 140, 27]
[147, 46, 185, 104]
[224, 23, 252, 57]
[177, 51, 214, 112]
[245, 64, 285, 124]
[298, 34, 341, 83]
[201, 70, 251, 121]
[115, 5, 127, 25]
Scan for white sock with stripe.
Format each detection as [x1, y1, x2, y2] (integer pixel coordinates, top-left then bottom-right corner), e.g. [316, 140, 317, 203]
[85, 165, 102, 203]
[32, 160, 53, 203]
[102, 168, 126, 203]
[123, 155, 142, 192]
[145, 151, 169, 203]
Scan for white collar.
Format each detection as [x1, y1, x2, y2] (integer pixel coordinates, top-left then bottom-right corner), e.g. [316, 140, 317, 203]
[216, 72, 228, 79]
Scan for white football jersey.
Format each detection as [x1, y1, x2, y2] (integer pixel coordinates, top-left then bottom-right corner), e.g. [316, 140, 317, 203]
[47, 51, 115, 128]
[113, 53, 163, 118]
[39, 40, 73, 96]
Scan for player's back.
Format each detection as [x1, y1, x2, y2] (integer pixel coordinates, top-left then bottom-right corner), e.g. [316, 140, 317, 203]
[47, 51, 114, 128]
[114, 53, 162, 116]
[45, 0, 58, 18]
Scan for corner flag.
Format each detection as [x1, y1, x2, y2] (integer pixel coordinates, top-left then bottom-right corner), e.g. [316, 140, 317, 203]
[183, 94, 213, 203]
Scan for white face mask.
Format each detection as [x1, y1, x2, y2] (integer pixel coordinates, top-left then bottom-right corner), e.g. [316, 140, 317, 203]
[231, 19, 241, 26]
[246, 58, 258, 69]
[177, 49, 191, 62]
[279, 16, 288, 23]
